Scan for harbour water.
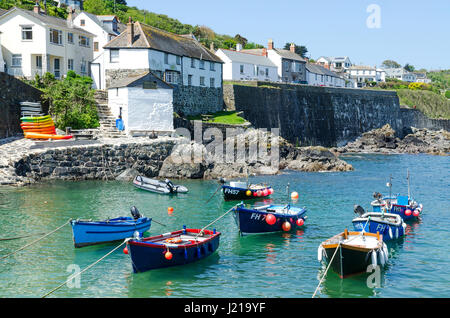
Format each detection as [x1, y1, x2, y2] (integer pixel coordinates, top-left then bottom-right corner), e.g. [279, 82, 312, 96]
[0, 154, 448, 298]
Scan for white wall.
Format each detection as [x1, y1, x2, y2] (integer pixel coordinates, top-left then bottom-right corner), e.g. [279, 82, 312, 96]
[306, 71, 345, 87]
[0, 32, 4, 72]
[107, 86, 173, 134]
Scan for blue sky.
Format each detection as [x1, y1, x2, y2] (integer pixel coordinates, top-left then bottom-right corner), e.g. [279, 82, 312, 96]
[126, 0, 449, 70]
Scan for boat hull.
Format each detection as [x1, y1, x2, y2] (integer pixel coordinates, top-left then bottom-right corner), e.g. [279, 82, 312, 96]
[233, 204, 307, 234]
[127, 229, 221, 272]
[71, 217, 151, 248]
[323, 245, 373, 278]
[222, 185, 272, 201]
[372, 202, 421, 221]
[352, 213, 405, 241]
[133, 176, 188, 194]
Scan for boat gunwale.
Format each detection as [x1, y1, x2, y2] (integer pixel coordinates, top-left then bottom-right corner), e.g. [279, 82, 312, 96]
[128, 229, 221, 249]
[71, 217, 151, 227]
[321, 231, 383, 252]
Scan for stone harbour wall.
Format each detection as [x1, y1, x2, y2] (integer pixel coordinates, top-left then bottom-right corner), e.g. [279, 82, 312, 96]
[173, 85, 223, 116]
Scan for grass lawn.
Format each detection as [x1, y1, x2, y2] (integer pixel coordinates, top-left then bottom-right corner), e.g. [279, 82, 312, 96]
[187, 111, 248, 125]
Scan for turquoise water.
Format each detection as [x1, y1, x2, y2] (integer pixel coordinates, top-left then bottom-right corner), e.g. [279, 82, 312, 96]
[0, 154, 448, 298]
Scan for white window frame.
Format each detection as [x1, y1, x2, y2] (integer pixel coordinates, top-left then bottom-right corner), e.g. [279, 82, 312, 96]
[67, 32, 74, 44]
[68, 59, 74, 71]
[49, 29, 63, 45]
[11, 54, 22, 67]
[200, 76, 205, 86]
[21, 26, 33, 41]
[79, 35, 90, 47]
[210, 78, 215, 88]
[110, 49, 119, 63]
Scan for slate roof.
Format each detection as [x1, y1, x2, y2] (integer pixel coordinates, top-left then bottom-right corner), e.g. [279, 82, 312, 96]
[217, 49, 277, 68]
[108, 71, 172, 89]
[1, 7, 94, 37]
[349, 65, 376, 71]
[0, 8, 7, 16]
[104, 21, 223, 63]
[273, 49, 306, 62]
[306, 63, 342, 77]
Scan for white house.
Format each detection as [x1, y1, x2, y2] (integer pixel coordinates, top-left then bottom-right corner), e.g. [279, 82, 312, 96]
[55, 0, 84, 10]
[73, 12, 125, 89]
[348, 65, 386, 88]
[316, 56, 352, 72]
[305, 63, 346, 87]
[107, 71, 174, 135]
[413, 72, 431, 84]
[241, 40, 307, 83]
[384, 68, 417, 82]
[103, 19, 223, 89]
[215, 46, 278, 82]
[0, 30, 4, 72]
[0, 5, 94, 79]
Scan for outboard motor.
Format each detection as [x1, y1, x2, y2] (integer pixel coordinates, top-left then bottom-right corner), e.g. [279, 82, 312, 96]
[130, 206, 142, 220]
[373, 192, 382, 200]
[354, 204, 366, 216]
[165, 179, 175, 193]
[219, 178, 226, 184]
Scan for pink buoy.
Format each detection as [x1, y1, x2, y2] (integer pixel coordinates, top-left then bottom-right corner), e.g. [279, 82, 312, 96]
[405, 209, 412, 216]
[282, 221, 291, 232]
[296, 219, 304, 227]
[263, 189, 269, 196]
[269, 188, 274, 195]
[257, 190, 262, 197]
[413, 209, 420, 217]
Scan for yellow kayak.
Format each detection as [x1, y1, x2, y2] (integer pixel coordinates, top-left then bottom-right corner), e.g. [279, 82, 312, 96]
[24, 132, 73, 140]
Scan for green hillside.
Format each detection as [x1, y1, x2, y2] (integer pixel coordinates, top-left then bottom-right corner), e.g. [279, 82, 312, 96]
[397, 89, 450, 119]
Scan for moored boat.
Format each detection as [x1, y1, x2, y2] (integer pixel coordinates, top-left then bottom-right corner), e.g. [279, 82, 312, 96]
[71, 206, 151, 248]
[318, 230, 388, 278]
[222, 181, 273, 201]
[126, 226, 221, 273]
[232, 203, 307, 235]
[133, 176, 188, 194]
[352, 207, 406, 241]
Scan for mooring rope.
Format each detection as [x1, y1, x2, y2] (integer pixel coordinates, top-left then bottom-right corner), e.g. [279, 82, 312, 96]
[0, 219, 71, 261]
[196, 204, 237, 238]
[0, 232, 47, 242]
[41, 239, 129, 298]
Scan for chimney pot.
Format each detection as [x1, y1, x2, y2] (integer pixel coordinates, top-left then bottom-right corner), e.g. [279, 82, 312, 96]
[210, 42, 215, 51]
[127, 17, 134, 47]
[33, 1, 40, 14]
[262, 48, 267, 57]
[268, 39, 274, 50]
[290, 43, 295, 53]
[67, 9, 74, 27]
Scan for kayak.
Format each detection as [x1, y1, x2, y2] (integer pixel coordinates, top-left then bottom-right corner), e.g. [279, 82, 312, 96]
[21, 122, 55, 128]
[23, 129, 57, 134]
[20, 115, 51, 122]
[24, 132, 73, 140]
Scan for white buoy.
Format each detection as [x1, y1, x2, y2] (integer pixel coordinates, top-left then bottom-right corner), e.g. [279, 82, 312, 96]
[318, 246, 324, 262]
[371, 250, 377, 266]
[388, 226, 393, 239]
[395, 227, 399, 239]
[378, 249, 385, 266]
[383, 243, 389, 259]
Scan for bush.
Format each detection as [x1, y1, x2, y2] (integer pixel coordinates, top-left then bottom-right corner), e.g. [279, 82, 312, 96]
[28, 72, 99, 130]
[445, 90, 450, 99]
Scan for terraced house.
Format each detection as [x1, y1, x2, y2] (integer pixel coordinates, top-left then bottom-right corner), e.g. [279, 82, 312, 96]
[103, 18, 224, 116]
[0, 5, 93, 79]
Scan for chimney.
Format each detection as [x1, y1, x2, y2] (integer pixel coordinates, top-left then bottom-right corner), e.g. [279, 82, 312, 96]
[268, 39, 274, 50]
[67, 9, 74, 28]
[262, 48, 267, 57]
[210, 42, 215, 51]
[33, 1, 40, 14]
[290, 43, 295, 53]
[127, 17, 134, 47]
[236, 43, 242, 52]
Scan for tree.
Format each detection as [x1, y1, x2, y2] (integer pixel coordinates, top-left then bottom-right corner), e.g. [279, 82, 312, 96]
[404, 63, 415, 72]
[381, 60, 401, 69]
[83, 0, 106, 15]
[234, 34, 248, 47]
[283, 43, 308, 58]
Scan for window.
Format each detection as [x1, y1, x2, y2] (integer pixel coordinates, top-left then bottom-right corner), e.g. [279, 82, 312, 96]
[67, 33, 74, 44]
[200, 76, 205, 86]
[191, 58, 195, 68]
[79, 35, 90, 47]
[21, 26, 33, 41]
[36, 56, 42, 68]
[12, 54, 22, 67]
[210, 62, 215, 71]
[80, 59, 87, 75]
[199, 60, 205, 69]
[94, 42, 99, 52]
[240, 65, 244, 74]
[80, 19, 85, 27]
[110, 49, 119, 63]
[165, 71, 180, 84]
[210, 78, 215, 87]
[176, 56, 181, 65]
[188, 75, 193, 86]
[49, 29, 62, 45]
[68, 59, 74, 71]
[164, 53, 169, 64]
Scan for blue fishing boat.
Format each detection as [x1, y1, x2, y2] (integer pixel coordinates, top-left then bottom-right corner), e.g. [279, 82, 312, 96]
[352, 207, 406, 241]
[222, 181, 273, 201]
[370, 171, 423, 221]
[71, 207, 151, 248]
[126, 226, 221, 273]
[232, 203, 307, 235]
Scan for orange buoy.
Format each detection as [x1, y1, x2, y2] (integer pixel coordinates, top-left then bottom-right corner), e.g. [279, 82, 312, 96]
[123, 246, 128, 254]
[165, 251, 173, 260]
[296, 218, 304, 227]
[282, 221, 292, 232]
[246, 190, 252, 196]
[291, 191, 299, 200]
[168, 207, 174, 215]
[405, 209, 412, 216]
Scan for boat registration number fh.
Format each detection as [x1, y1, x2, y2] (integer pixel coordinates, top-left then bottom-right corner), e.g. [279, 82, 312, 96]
[224, 188, 240, 195]
[250, 213, 266, 221]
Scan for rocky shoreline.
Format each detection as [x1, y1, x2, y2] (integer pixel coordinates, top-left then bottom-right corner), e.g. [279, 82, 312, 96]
[333, 124, 450, 156]
[0, 129, 354, 186]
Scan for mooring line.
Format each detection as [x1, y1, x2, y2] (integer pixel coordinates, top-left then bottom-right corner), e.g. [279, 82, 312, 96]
[0, 219, 71, 261]
[0, 232, 47, 242]
[41, 239, 129, 298]
[312, 243, 341, 298]
[196, 204, 237, 238]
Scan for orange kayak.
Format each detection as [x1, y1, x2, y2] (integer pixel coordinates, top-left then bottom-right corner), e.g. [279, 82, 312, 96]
[22, 128, 57, 134]
[24, 132, 73, 140]
[21, 122, 55, 128]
